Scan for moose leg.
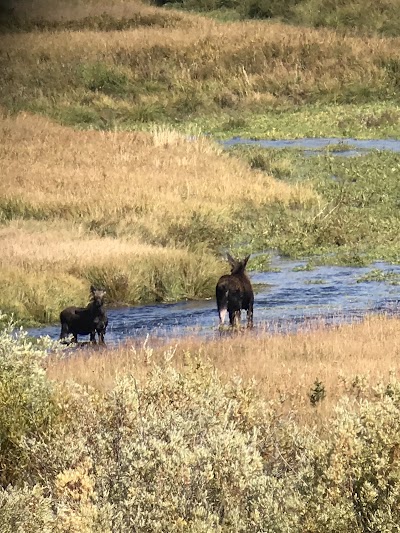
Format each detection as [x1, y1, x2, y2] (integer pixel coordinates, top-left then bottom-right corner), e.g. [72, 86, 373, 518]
[98, 330, 106, 345]
[90, 331, 97, 344]
[216, 285, 228, 326]
[247, 305, 254, 329]
[218, 307, 227, 325]
[229, 309, 241, 328]
[59, 322, 69, 341]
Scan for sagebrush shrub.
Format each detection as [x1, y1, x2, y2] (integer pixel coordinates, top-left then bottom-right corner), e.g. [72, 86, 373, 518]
[0, 313, 59, 487]
[3, 317, 400, 531]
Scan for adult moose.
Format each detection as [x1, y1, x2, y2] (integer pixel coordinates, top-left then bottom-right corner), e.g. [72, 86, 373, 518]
[216, 253, 254, 329]
[60, 285, 108, 344]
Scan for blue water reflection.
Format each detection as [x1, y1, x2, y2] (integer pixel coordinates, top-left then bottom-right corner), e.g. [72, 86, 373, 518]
[28, 259, 400, 345]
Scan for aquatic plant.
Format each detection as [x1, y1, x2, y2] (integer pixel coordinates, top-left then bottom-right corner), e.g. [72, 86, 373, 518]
[357, 268, 400, 285]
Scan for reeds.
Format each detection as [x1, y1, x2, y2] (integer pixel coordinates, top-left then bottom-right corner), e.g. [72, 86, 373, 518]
[2, 6, 400, 123]
[47, 315, 400, 423]
[0, 112, 316, 322]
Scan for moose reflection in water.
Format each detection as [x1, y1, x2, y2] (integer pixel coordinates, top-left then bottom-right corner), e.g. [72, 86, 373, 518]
[60, 285, 108, 344]
[216, 253, 254, 328]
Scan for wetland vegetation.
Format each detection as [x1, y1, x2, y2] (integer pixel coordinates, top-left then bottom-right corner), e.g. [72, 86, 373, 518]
[2, 1, 400, 529]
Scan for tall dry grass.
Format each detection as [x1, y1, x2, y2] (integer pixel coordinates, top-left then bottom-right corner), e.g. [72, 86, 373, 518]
[0, 112, 316, 323]
[2, 9, 400, 119]
[0, 112, 313, 236]
[47, 315, 400, 423]
[0, 219, 224, 321]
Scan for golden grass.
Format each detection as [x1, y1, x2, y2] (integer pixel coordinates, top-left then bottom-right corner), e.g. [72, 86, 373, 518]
[47, 315, 400, 422]
[0, 112, 314, 237]
[2, 11, 399, 112]
[0, 220, 175, 272]
[0, 218, 227, 322]
[0, 112, 317, 321]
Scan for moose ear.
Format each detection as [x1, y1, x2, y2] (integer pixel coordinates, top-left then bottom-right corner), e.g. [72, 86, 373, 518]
[90, 285, 95, 293]
[226, 253, 236, 267]
[243, 254, 251, 267]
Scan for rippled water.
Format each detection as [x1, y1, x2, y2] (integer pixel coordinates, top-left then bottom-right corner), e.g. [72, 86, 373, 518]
[28, 137, 400, 344]
[28, 259, 400, 345]
[221, 137, 400, 156]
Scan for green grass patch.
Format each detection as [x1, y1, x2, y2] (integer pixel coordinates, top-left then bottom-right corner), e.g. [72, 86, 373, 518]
[190, 102, 400, 140]
[226, 147, 400, 264]
[357, 268, 400, 285]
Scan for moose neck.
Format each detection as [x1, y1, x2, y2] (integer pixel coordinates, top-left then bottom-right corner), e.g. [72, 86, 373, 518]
[232, 266, 247, 276]
[87, 301, 104, 316]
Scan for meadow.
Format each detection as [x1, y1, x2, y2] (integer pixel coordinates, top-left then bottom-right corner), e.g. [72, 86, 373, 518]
[0, 111, 315, 324]
[2, 0, 400, 530]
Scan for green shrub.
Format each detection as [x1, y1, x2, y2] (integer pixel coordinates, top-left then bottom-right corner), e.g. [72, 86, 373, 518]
[23, 361, 299, 531]
[0, 485, 55, 533]
[0, 314, 59, 487]
[295, 389, 400, 532]
[3, 318, 400, 530]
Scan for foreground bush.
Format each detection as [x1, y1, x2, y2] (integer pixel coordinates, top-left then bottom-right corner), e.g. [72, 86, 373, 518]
[0, 314, 59, 487]
[2, 317, 400, 530]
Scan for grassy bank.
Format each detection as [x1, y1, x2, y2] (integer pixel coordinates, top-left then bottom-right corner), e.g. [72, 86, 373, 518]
[3, 6, 400, 131]
[2, 314, 400, 530]
[0, 111, 315, 324]
[48, 315, 400, 418]
[2, 0, 400, 326]
[2, 109, 400, 324]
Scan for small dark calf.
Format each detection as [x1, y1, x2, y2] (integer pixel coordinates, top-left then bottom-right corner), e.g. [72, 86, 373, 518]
[216, 253, 254, 328]
[60, 286, 108, 344]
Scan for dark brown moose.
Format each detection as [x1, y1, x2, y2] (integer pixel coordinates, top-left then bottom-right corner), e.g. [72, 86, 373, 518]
[60, 286, 108, 344]
[216, 253, 254, 328]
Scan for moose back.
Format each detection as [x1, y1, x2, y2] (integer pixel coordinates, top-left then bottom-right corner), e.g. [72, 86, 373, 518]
[216, 253, 254, 328]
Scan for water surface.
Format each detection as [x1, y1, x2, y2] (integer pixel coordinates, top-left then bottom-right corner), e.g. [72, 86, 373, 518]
[28, 259, 400, 345]
[222, 137, 400, 156]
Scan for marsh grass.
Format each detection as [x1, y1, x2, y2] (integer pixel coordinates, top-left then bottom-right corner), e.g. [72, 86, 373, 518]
[0, 112, 316, 322]
[196, 102, 400, 140]
[0, 221, 225, 324]
[47, 315, 400, 424]
[230, 145, 400, 261]
[3, 7, 400, 129]
[0, 113, 308, 233]
[2, 110, 400, 324]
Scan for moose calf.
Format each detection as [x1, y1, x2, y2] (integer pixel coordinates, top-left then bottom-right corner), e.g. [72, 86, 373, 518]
[60, 285, 108, 344]
[216, 253, 254, 328]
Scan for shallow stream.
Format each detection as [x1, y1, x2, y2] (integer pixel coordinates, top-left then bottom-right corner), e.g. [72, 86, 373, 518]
[28, 258, 400, 345]
[28, 137, 400, 344]
[221, 136, 400, 156]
